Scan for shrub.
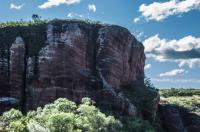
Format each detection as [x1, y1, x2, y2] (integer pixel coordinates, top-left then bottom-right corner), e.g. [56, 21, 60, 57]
[0, 98, 122, 132]
[46, 113, 75, 132]
[122, 77, 159, 120]
[8, 119, 27, 132]
[0, 109, 28, 132]
[27, 120, 50, 132]
[1, 109, 24, 126]
[160, 89, 200, 115]
[123, 118, 155, 132]
[160, 88, 200, 98]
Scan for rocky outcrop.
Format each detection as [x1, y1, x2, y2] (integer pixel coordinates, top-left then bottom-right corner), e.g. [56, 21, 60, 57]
[0, 43, 9, 96]
[0, 20, 145, 117]
[10, 37, 25, 99]
[158, 104, 200, 132]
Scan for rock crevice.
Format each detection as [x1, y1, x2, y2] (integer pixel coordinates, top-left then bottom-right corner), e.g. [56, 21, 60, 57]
[0, 20, 145, 116]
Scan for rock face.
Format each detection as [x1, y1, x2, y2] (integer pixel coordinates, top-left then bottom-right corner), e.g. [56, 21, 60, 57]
[10, 37, 25, 99]
[0, 42, 9, 96]
[158, 104, 200, 132]
[0, 20, 145, 116]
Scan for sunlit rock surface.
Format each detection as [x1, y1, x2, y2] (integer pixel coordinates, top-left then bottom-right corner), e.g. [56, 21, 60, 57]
[0, 20, 145, 116]
[10, 37, 25, 99]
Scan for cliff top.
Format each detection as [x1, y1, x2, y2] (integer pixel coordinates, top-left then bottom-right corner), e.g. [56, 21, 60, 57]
[0, 19, 143, 57]
[0, 19, 119, 29]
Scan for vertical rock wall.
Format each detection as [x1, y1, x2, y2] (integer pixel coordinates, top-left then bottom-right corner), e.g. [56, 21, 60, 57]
[9, 37, 25, 98]
[0, 20, 145, 117]
[0, 47, 9, 96]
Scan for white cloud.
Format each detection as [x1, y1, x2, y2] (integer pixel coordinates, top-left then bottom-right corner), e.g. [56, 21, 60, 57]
[67, 12, 83, 18]
[143, 34, 200, 68]
[139, 0, 200, 21]
[67, 13, 73, 18]
[39, 0, 80, 9]
[133, 17, 140, 23]
[10, 3, 24, 10]
[88, 4, 96, 12]
[144, 64, 151, 69]
[178, 59, 200, 68]
[152, 78, 200, 83]
[160, 69, 185, 77]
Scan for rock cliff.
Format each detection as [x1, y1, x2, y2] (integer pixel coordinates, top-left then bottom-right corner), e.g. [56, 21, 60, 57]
[0, 20, 146, 117]
[158, 104, 200, 132]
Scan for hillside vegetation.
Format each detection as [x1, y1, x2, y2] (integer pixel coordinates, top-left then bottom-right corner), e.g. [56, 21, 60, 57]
[160, 88, 200, 115]
[0, 98, 155, 132]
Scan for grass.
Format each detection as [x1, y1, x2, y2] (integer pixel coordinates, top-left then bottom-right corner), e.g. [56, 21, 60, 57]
[160, 88, 200, 115]
[160, 88, 200, 97]
[0, 19, 102, 28]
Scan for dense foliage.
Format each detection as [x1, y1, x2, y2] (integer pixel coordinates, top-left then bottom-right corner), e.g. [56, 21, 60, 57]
[0, 20, 48, 28]
[0, 98, 122, 132]
[122, 118, 155, 132]
[160, 88, 200, 97]
[0, 19, 101, 29]
[0, 97, 155, 132]
[122, 78, 159, 120]
[160, 88, 200, 115]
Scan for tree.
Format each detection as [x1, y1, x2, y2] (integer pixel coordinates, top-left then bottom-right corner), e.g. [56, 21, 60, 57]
[0, 98, 122, 132]
[32, 14, 41, 22]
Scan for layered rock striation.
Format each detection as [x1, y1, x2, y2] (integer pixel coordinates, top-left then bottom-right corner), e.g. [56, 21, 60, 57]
[0, 20, 145, 116]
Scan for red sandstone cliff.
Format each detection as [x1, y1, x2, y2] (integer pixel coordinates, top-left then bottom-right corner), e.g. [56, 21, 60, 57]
[0, 20, 145, 117]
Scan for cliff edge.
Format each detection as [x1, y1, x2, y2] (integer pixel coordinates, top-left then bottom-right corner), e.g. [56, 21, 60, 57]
[0, 20, 156, 118]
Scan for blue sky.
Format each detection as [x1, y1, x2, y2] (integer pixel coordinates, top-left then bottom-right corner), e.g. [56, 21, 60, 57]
[0, 0, 200, 88]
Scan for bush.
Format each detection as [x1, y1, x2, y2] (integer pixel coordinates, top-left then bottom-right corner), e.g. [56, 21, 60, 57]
[123, 118, 155, 132]
[0, 98, 122, 132]
[0, 109, 28, 132]
[160, 88, 200, 98]
[0, 20, 47, 28]
[122, 78, 159, 120]
[8, 119, 27, 132]
[46, 113, 75, 132]
[1, 109, 24, 125]
[160, 89, 200, 115]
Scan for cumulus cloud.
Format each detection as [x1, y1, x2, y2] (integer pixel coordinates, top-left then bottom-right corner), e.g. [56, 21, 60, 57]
[144, 64, 152, 69]
[39, 0, 80, 9]
[179, 59, 200, 68]
[152, 78, 200, 83]
[67, 12, 83, 18]
[143, 34, 200, 68]
[139, 0, 200, 21]
[133, 17, 140, 23]
[10, 3, 24, 10]
[88, 4, 96, 12]
[159, 69, 185, 77]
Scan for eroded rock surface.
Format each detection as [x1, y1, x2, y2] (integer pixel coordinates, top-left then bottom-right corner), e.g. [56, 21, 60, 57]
[10, 37, 25, 99]
[0, 20, 145, 116]
[158, 104, 200, 132]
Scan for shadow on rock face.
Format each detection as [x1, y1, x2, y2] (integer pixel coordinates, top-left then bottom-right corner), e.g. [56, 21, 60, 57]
[0, 97, 19, 114]
[0, 20, 146, 117]
[158, 104, 200, 132]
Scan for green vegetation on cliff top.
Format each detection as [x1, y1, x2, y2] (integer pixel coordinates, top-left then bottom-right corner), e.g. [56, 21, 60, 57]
[0, 19, 102, 28]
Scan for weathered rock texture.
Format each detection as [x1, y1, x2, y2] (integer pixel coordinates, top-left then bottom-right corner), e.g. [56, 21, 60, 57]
[10, 37, 25, 99]
[158, 104, 200, 132]
[0, 20, 145, 116]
